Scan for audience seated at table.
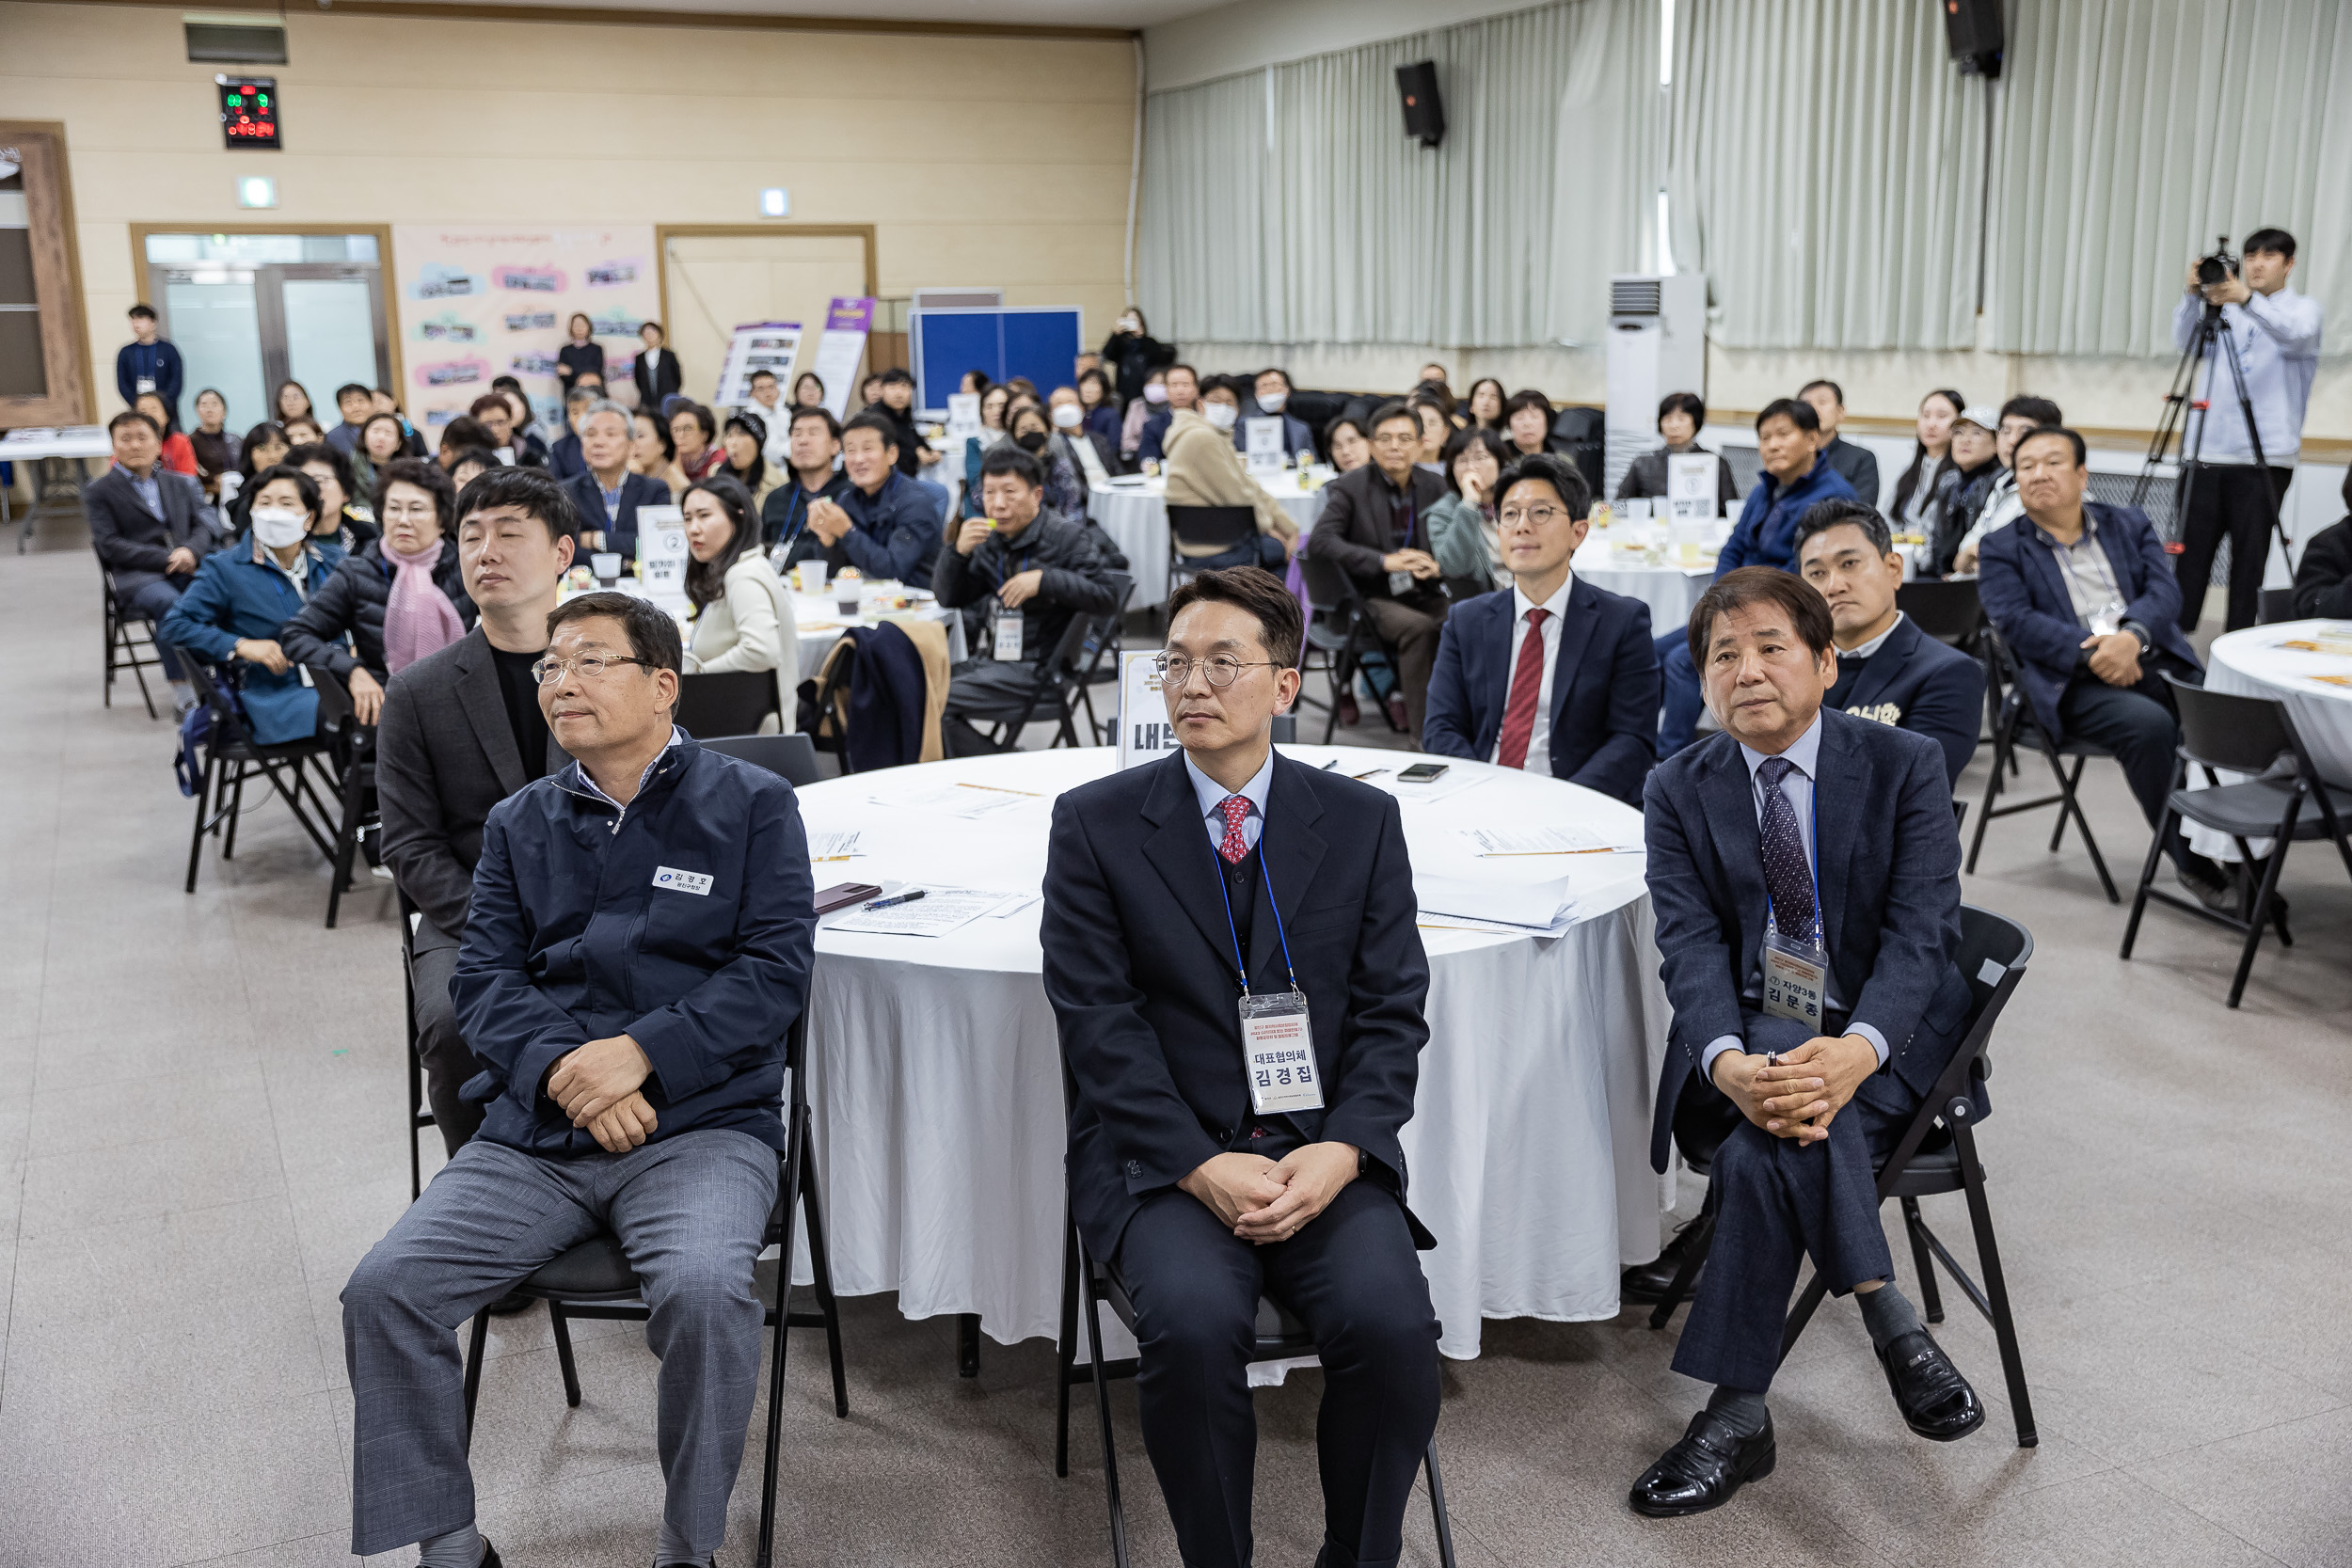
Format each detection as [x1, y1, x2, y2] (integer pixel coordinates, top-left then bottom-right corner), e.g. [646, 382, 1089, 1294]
[775, 411, 939, 589]
[631, 318, 682, 410]
[931, 444, 1122, 755]
[957, 385, 1013, 518]
[87, 409, 221, 713]
[678, 475, 799, 733]
[343, 591, 815, 1568]
[281, 458, 471, 727]
[1502, 388, 1557, 461]
[1928, 404, 2001, 577]
[1006, 399, 1087, 520]
[626, 406, 682, 498]
[158, 464, 344, 745]
[1425, 425, 1511, 594]
[1137, 363, 1207, 468]
[548, 382, 598, 483]
[1887, 389, 1965, 545]
[498, 384, 550, 470]
[1242, 368, 1315, 459]
[1049, 384, 1120, 487]
[1161, 376, 1296, 571]
[2290, 468, 2352, 619]
[1629, 565, 1984, 1521]
[1324, 414, 1373, 475]
[1976, 427, 2234, 909]
[288, 440, 379, 553]
[1463, 376, 1506, 431]
[560, 400, 670, 562]
[761, 404, 850, 555]
[871, 368, 938, 479]
[134, 391, 197, 477]
[1122, 368, 1166, 461]
[1615, 391, 1740, 515]
[1949, 395, 2062, 574]
[1100, 305, 1177, 410]
[376, 467, 579, 1154]
[1798, 381, 1882, 504]
[452, 449, 505, 495]
[1076, 367, 1122, 448]
[1305, 401, 1452, 736]
[1794, 499, 1984, 786]
[1424, 452, 1661, 805]
[188, 388, 240, 499]
[718, 412, 781, 515]
[1656, 398, 1857, 755]
[349, 412, 407, 513]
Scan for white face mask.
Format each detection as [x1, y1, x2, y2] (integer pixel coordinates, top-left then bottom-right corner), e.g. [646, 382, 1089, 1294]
[1143, 384, 1168, 405]
[251, 507, 310, 548]
[1257, 391, 1288, 414]
[1203, 404, 1239, 432]
[1052, 403, 1083, 429]
[1118, 315, 1141, 334]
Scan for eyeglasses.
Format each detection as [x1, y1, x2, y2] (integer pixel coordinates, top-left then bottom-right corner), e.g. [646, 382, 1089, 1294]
[1154, 654, 1279, 688]
[530, 654, 656, 686]
[1498, 504, 1569, 528]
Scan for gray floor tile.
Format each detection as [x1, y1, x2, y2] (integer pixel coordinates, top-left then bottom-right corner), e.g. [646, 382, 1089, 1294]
[2133, 1404, 2352, 1568]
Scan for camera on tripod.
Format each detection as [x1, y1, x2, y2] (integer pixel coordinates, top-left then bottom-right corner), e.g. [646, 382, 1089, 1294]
[2195, 236, 2240, 289]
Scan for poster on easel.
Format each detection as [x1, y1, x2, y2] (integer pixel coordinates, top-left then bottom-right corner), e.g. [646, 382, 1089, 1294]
[636, 505, 691, 617]
[712, 322, 803, 410]
[808, 297, 875, 420]
[1115, 650, 1176, 769]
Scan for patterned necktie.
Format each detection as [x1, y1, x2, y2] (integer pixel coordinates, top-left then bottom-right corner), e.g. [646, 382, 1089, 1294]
[1494, 607, 1552, 770]
[1216, 795, 1252, 864]
[1755, 756, 1816, 938]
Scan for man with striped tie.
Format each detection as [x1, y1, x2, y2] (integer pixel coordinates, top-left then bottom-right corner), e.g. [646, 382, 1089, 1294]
[1421, 453, 1660, 804]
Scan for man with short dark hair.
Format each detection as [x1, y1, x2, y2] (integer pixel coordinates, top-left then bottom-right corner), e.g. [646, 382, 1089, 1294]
[1795, 499, 1984, 786]
[764, 404, 850, 553]
[548, 382, 601, 483]
[1243, 368, 1314, 459]
[345, 588, 816, 1568]
[324, 383, 375, 456]
[115, 303, 183, 417]
[2289, 467, 2352, 620]
[86, 409, 220, 712]
[562, 399, 669, 560]
[798, 411, 940, 587]
[1629, 565, 1983, 1520]
[1136, 362, 1201, 467]
[1797, 380, 1881, 504]
[1042, 564, 1441, 1568]
[1304, 400, 1452, 736]
[870, 367, 937, 477]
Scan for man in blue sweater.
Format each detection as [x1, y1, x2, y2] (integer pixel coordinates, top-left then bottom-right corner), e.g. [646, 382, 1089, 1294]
[1656, 398, 1855, 754]
[115, 304, 183, 419]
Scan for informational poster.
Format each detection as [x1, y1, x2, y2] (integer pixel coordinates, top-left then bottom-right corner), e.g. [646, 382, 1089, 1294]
[636, 504, 690, 615]
[1115, 649, 1177, 769]
[1244, 417, 1287, 476]
[390, 224, 660, 436]
[944, 392, 983, 446]
[807, 297, 875, 420]
[713, 321, 803, 409]
[1666, 452, 1723, 522]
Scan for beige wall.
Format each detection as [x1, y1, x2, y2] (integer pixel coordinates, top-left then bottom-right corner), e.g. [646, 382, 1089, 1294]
[0, 0, 1137, 423]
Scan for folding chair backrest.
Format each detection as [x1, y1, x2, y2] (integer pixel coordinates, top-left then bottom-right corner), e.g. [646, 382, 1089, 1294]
[313, 666, 355, 729]
[1294, 552, 1358, 616]
[1269, 714, 1298, 744]
[1167, 505, 1259, 554]
[2258, 588, 2297, 626]
[1895, 578, 1983, 645]
[699, 731, 823, 786]
[2165, 676, 2292, 778]
[1077, 571, 1135, 684]
[676, 669, 780, 738]
[1955, 903, 2031, 1027]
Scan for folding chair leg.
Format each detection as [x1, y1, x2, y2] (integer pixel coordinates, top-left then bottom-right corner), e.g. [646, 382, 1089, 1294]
[1076, 1239, 1130, 1568]
[326, 760, 367, 928]
[755, 1137, 801, 1568]
[1952, 1122, 2036, 1447]
[959, 1312, 982, 1377]
[2226, 837, 2293, 1009]
[2047, 755, 2082, 852]
[549, 1302, 582, 1407]
[795, 1104, 850, 1418]
[1056, 1216, 1079, 1479]
[463, 1310, 491, 1446]
[1900, 1197, 1944, 1323]
[185, 752, 215, 894]
[1965, 738, 2004, 874]
[224, 768, 246, 858]
[1646, 1201, 1717, 1331]
[2119, 803, 2175, 958]
[1423, 1439, 1458, 1568]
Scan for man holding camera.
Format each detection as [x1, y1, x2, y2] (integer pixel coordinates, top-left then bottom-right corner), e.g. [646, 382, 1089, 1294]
[2171, 228, 2324, 632]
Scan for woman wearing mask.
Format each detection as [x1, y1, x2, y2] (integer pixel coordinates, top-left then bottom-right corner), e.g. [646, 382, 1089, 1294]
[1008, 400, 1086, 517]
[350, 412, 407, 505]
[1464, 377, 1507, 431]
[290, 441, 378, 551]
[158, 464, 344, 744]
[281, 458, 472, 726]
[957, 384, 1014, 518]
[1614, 390, 1740, 514]
[1427, 426, 1513, 594]
[679, 476, 798, 732]
[719, 412, 781, 513]
[188, 388, 240, 499]
[790, 372, 827, 409]
[1100, 305, 1176, 409]
[275, 380, 316, 427]
[1121, 368, 1167, 463]
[1324, 415, 1373, 475]
[1888, 388, 1966, 541]
[630, 409, 685, 496]
[135, 392, 199, 477]
[555, 313, 605, 403]
[1049, 385, 1118, 487]
[1161, 375, 1295, 569]
[1931, 406, 2002, 577]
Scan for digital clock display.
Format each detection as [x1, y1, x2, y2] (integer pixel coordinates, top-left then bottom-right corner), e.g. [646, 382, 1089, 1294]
[216, 75, 281, 150]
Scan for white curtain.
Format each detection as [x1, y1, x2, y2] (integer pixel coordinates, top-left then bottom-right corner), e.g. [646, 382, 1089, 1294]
[1138, 0, 1658, 352]
[1665, 0, 1987, 352]
[1988, 0, 2352, 356]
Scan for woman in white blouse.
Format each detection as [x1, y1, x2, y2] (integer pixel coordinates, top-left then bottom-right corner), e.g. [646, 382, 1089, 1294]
[679, 475, 799, 732]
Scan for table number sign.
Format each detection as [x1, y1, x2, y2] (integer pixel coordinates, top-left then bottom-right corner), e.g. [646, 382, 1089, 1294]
[1116, 650, 1179, 770]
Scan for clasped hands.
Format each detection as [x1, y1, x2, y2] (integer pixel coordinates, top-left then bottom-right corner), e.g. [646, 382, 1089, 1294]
[1180, 1141, 1359, 1244]
[2081, 629, 2144, 688]
[546, 1033, 659, 1153]
[1711, 1034, 1879, 1146]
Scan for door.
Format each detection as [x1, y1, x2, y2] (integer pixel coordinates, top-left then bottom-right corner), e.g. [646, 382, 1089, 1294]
[145, 232, 390, 433]
[261, 263, 389, 407]
[659, 230, 870, 410]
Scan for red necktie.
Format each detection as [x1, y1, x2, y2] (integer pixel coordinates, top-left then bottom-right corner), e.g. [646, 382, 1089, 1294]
[1494, 607, 1552, 770]
[1216, 795, 1252, 863]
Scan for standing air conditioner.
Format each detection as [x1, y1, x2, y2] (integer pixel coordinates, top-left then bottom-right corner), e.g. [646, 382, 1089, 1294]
[1603, 274, 1707, 498]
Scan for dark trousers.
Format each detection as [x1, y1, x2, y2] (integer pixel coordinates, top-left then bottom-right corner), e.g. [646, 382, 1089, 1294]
[941, 657, 1049, 757]
[124, 576, 189, 679]
[1184, 534, 1289, 573]
[1115, 1182, 1441, 1568]
[2057, 657, 2202, 874]
[1360, 595, 1446, 741]
[2175, 464, 2292, 633]
[1655, 631, 1704, 754]
[408, 917, 485, 1156]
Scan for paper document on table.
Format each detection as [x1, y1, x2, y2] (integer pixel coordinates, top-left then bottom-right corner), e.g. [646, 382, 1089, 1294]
[1463, 824, 1642, 856]
[1414, 864, 1577, 931]
[826, 886, 1016, 937]
[808, 831, 862, 861]
[1417, 910, 1580, 938]
[869, 781, 1041, 819]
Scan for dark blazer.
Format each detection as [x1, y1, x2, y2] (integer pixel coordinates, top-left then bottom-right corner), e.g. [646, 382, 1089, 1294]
[555, 341, 605, 395]
[1823, 615, 1986, 786]
[1303, 462, 1452, 605]
[280, 538, 477, 682]
[547, 432, 586, 483]
[633, 345, 683, 410]
[1041, 751, 1433, 1259]
[1976, 502, 2199, 744]
[376, 627, 573, 940]
[85, 464, 221, 598]
[2291, 515, 2352, 619]
[1819, 436, 1882, 506]
[1642, 708, 1974, 1174]
[1613, 444, 1740, 513]
[562, 467, 672, 560]
[1422, 575, 1660, 804]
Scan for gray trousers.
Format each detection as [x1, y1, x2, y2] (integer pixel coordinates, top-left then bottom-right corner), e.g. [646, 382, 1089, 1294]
[342, 1128, 780, 1558]
[409, 918, 485, 1156]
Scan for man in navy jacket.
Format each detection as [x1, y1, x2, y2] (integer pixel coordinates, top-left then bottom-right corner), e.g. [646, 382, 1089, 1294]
[342, 592, 814, 1568]
[1975, 427, 2231, 905]
[1238, 368, 1315, 459]
[562, 399, 672, 561]
[1629, 567, 1982, 1520]
[1423, 452, 1659, 803]
[797, 410, 941, 588]
[1041, 566, 1440, 1568]
[1795, 499, 1984, 786]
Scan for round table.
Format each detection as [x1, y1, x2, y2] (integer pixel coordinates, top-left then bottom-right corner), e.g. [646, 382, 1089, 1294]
[1089, 469, 1332, 610]
[1573, 524, 1933, 639]
[782, 590, 964, 672]
[786, 743, 1673, 1364]
[2188, 620, 2352, 860]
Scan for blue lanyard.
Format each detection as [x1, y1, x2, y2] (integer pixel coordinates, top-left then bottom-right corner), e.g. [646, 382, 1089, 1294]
[1210, 807, 1298, 995]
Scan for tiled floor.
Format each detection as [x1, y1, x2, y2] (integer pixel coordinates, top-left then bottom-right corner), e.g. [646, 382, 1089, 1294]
[1, 539, 2347, 1568]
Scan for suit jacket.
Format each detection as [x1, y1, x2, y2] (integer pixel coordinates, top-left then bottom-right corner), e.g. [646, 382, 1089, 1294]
[1422, 574, 1660, 805]
[562, 467, 672, 560]
[1976, 502, 2199, 744]
[1303, 462, 1452, 608]
[1642, 707, 1974, 1174]
[633, 346, 683, 411]
[1823, 615, 1986, 787]
[1041, 751, 1433, 1259]
[1820, 436, 1882, 506]
[376, 627, 573, 940]
[547, 432, 586, 483]
[85, 464, 221, 598]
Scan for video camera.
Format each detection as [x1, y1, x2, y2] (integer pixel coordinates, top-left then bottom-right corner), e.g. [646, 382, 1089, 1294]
[2195, 236, 2240, 289]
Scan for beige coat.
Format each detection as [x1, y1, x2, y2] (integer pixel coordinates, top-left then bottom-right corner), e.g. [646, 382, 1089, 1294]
[684, 552, 800, 732]
[1159, 408, 1295, 555]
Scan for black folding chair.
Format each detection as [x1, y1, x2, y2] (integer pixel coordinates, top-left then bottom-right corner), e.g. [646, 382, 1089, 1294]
[2120, 678, 2352, 1007]
[1896, 578, 1984, 649]
[397, 889, 438, 1202]
[100, 564, 164, 719]
[460, 1015, 846, 1568]
[961, 579, 1134, 752]
[311, 671, 386, 930]
[2257, 588, 2298, 626]
[676, 669, 780, 738]
[1964, 629, 2122, 901]
[1295, 554, 1406, 740]
[699, 731, 824, 786]
[801, 638, 857, 764]
[182, 660, 342, 895]
[1073, 572, 1137, 745]
[1647, 905, 2040, 1449]
[1165, 505, 1260, 598]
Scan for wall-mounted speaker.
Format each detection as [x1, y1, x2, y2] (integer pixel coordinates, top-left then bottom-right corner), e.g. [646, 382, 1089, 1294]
[1942, 0, 2003, 77]
[1395, 60, 1445, 148]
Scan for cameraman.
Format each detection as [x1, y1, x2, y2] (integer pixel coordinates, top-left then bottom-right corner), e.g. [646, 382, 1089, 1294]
[2170, 228, 2323, 631]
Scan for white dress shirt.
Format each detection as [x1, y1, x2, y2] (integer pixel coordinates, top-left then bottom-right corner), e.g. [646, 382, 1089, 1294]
[2172, 284, 2324, 464]
[1184, 748, 1273, 855]
[1841, 610, 1905, 661]
[1488, 574, 1573, 774]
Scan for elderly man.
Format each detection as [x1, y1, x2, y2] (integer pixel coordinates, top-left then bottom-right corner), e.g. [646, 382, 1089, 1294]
[85, 408, 221, 712]
[562, 398, 672, 560]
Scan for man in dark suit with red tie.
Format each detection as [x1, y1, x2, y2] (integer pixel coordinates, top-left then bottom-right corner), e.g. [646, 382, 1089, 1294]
[1421, 452, 1660, 804]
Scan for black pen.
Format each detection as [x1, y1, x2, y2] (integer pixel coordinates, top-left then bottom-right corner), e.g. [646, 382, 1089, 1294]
[863, 889, 928, 911]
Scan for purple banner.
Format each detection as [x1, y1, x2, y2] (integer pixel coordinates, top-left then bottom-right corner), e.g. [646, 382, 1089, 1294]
[826, 296, 876, 333]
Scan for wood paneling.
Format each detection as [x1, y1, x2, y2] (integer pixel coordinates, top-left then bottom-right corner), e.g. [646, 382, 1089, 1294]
[0, 122, 93, 425]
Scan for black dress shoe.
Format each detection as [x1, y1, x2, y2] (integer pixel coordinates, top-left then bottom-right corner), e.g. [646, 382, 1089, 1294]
[1628, 1410, 1774, 1517]
[1878, 1328, 1984, 1441]
[1620, 1219, 1705, 1305]
[1336, 689, 1360, 728]
[480, 1541, 504, 1568]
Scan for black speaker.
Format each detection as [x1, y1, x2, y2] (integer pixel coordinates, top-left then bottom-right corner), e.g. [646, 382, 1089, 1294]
[1942, 0, 2003, 77]
[1395, 60, 1445, 148]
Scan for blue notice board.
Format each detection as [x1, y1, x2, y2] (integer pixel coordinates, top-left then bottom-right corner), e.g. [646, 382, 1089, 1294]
[911, 307, 1084, 418]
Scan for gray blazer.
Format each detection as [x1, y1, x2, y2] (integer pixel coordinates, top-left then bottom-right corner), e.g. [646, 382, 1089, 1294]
[85, 464, 221, 598]
[376, 626, 571, 939]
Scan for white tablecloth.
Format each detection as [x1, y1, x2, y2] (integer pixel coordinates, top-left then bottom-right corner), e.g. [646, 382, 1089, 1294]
[2188, 620, 2352, 860]
[787, 744, 1672, 1364]
[1089, 470, 1332, 609]
[783, 591, 964, 672]
[1571, 527, 1932, 640]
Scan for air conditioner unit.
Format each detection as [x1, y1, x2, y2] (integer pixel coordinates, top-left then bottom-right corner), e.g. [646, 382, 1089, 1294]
[1603, 273, 1707, 497]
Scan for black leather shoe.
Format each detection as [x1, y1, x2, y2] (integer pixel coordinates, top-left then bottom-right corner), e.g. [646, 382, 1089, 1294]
[1620, 1220, 1705, 1305]
[1628, 1410, 1774, 1517]
[480, 1541, 504, 1568]
[1336, 689, 1360, 728]
[1878, 1328, 1984, 1441]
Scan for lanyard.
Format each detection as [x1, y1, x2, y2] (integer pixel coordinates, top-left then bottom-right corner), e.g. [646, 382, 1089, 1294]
[992, 540, 1037, 592]
[1210, 809, 1298, 996]
[1763, 768, 1824, 946]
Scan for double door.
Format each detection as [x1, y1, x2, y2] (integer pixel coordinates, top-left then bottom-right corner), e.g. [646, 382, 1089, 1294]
[150, 255, 390, 433]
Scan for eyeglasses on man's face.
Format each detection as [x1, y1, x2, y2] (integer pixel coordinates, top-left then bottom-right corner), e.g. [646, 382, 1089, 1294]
[1498, 504, 1569, 529]
[530, 654, 655, 686]
[1155, 653, 1279, 689]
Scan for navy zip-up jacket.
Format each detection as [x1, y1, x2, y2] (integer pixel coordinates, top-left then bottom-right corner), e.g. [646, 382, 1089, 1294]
[452, 734, 816, 1155]
[1714, 455, 1857, 577]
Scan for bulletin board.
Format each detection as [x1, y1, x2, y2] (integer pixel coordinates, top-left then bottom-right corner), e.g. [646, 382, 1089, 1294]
[910, 306, 1083, 420]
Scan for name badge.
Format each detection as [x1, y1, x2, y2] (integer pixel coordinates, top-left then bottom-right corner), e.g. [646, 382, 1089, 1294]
[135, 376, 157, 395]
[653, 865, 713, 895]
[992, 609, 1025, 662]
[1240, 990, 1324, 1115]
[1760, 928, 1827, 1026]
[1387, 569, 1414, 597]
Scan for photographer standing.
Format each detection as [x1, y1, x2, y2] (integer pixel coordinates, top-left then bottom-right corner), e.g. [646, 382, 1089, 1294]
[2170, 228, 2324, 632]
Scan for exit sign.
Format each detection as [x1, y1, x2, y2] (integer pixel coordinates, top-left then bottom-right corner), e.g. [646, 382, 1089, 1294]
[216, 74, 281, 150]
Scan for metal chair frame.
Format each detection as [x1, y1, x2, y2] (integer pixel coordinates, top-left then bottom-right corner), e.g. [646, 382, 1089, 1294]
[397, 889, 437, 1202]
[100, 565, 164, 719]
[1964, 629, 2121, 901]
[181, 660, 342, 895]
[962, 575, 1135, 753]
[1294, 555, 1406, 741]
